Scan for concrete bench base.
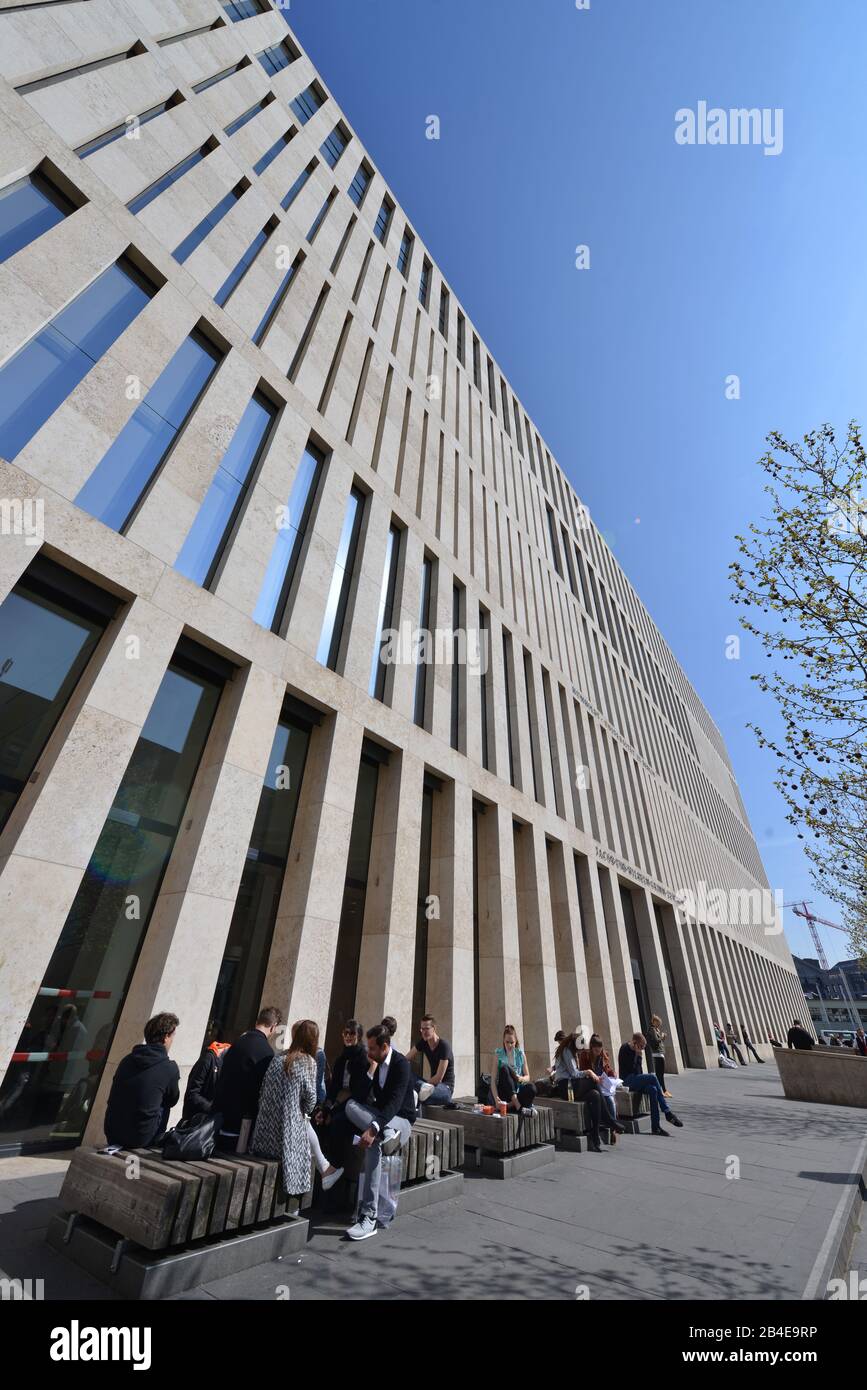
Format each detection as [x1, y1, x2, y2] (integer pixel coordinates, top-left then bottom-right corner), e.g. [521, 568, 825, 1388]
[475, 1144, 556, 1179]
[393, 1169, 463, 1212]
[774, 1046, 867, 1107]
[46, 1209, 308, 1299]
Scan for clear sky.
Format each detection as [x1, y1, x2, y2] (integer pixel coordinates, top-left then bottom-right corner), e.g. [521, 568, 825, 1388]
[284, 0, 865, 964]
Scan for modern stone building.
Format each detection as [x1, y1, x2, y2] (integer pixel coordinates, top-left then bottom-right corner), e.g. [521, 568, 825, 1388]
[0, 0, 804, 1153]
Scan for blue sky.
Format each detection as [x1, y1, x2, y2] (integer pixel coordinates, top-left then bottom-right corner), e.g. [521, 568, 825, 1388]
[284, 0, 865, 963]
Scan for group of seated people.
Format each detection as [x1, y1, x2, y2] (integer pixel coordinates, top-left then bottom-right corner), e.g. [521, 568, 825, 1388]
[103, 1008, 689, 1243]
[481, 1023, 685, 1151]
[103, 1008, 456, 1244]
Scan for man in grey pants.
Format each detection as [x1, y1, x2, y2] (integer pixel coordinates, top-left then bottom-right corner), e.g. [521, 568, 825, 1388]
[344, 1023, 416, 1241]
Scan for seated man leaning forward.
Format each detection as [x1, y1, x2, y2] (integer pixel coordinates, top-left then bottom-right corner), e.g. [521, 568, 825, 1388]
[617, 1032, 684, 1138]
[343, 1023, 417, 1242]
[406, 1014, 455, 1107]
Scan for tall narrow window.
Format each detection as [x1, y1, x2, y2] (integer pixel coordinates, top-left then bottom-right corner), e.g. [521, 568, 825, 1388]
[173, 179, 247, 264]
[325, 739, 386, 1055]
[175, 389, 278, 587]
[290, 83, 324, 125]
[450, 582, 464, 751]
[320, 122, 349, 168]
[281, 160, 316, 211]
[206, 699, 317, 1043]
[413, 554, 433, 727]
[348, 160, 371, 207]
[252, 249, 305, 344]
[456, 310, 466, 365]
[472, 334, 481, 389]
[317, 485, 365, 668]
[76, 329, 222, 532]
[0, 638, 229, 1148]
[411, 777, 437, 1028]
[502, 629, 517, 788]
[254, 442, 324, 632]
[76, 95, 184, 159]
[418, 256, 431, 307]
[0, 166, 79, 265]
[487, 357, 497, 415]
[523, 650, 542, 803]
[128, 139, 216, 215]
[0, 255, 158, 462]
[369, 522, 402, 700]
[256, 39, 298, 74]
[373, 195, 393, 243]
[546, 506, 563, 578]
[0, 558, 118, 835]
[223, 0, 267, 19]
[253, 131, 293, 177]
[500, 380, 511, 434]
[438, 285, 450, 337]
[214, 217, 277, 307]
[478, 606, 491, 770]
[397, 226, 414, 277]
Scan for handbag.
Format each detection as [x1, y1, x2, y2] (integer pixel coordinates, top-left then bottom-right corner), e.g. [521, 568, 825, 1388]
[161, 1110, 223, 1161]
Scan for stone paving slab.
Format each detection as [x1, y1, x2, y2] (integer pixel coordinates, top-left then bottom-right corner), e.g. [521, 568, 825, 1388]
[0, 1067, 864, 1301]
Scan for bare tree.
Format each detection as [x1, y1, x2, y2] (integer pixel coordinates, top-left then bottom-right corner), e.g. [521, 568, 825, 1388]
[730, 422, 867, 953]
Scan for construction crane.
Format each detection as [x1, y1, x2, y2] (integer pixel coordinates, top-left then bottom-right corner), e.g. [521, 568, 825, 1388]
[786, 900, 849, 972]
[786, 900, 860, 1030]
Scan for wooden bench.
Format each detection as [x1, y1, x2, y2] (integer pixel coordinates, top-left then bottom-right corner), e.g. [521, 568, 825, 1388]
[46, 1146, 311, 1299]
[535, 1088, 650, 1147]
[422, 1104, 555, 1178]
[318, 1114, 465, 1216]
[615, 1089, 651, 1131]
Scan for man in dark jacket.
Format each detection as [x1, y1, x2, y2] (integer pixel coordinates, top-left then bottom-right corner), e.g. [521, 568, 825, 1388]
[787, 1020, 815, 1051]
[104, 1013, 180, 1149]
[617, 1032, 683, 1137]
[213, 1006, 282, 1152]
[343, 1023, 416, 1241]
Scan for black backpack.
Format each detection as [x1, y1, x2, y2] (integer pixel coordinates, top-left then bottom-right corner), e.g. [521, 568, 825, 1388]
[476, 1073, 492, 1106]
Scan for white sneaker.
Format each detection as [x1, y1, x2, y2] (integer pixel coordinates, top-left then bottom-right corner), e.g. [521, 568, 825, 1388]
[346, 1217, 377, 1241]
[418, 1082, 435, 1103]
[321, 1166, 344, 1192]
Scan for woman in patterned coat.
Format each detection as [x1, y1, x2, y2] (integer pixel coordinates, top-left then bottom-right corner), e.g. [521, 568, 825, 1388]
[252, 1019, 342, 1196]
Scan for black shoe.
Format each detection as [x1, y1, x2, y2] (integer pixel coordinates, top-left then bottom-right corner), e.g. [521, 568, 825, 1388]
[651, 1126, 670, 1136]
[611, 1122, 626, 1135]
[588, 1139, 604, 1153]
[665, 1112, 683, 1128]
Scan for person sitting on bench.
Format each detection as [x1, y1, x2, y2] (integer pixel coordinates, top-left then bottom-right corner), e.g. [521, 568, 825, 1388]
[406, 1014, 454, 1106]
[343, 1023, 417, 1241]
[553, 1032, 623, 1153]
[104, 1012, 180, 1150]
[325, 1020, 371, 1108]
[617, 1032, 683, 1137]
[252, 1018, 343, 1196]
[578, 1033, 625, 1143]
[490, 1025, 536, 1115]
[214, 1006, 283, 1154]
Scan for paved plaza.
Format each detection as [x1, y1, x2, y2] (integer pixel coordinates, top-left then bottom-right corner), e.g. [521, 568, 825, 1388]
[1, 1065, 865, 1302]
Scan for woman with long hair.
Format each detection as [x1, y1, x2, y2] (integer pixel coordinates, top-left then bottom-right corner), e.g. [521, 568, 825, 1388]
[553, 1031, 624, 1153]
[647, 1014, 672, 1097]
[577, 1032, 624, 1143]
[252, 1018, 343, 1195]
[490, 1024, 536, 1113]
